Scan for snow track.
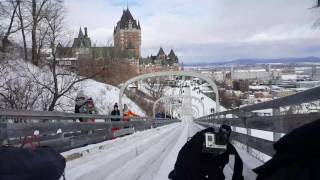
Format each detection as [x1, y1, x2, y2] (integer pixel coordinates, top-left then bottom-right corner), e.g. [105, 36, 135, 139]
[64, 116, 255, 180]
[64, 117, 205, 180]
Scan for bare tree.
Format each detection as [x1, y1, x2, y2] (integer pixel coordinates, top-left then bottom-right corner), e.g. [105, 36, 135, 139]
[30, 0, 51, 65]
[16, 0, 28, 61]
[144, 78, 166, 101]
[25, 0, 95, 111]
[0, 0, 21, 49]
[0, 60, 44, 110]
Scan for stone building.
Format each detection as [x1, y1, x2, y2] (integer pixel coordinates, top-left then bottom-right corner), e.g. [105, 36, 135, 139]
[55, 8, 179, 74]
[114, 8, 141, 60]
[139, 47, 179, 74]
[55, 27, 114, 68]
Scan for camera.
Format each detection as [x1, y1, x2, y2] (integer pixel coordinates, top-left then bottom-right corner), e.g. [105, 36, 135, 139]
[202, 128, 229, 155]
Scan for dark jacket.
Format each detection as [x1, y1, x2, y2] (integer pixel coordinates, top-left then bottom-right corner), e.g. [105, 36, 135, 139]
[111, 109, 120, 121]
[254, 119, 320, 180]
[0, 146, 66, 180]
[74, 104, 81, 113]
[169, 127, 244, 180]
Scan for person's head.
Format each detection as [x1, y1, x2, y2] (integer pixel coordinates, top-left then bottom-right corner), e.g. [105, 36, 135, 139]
[76, 91, 87, 105]
[87, 97, 94, 107]
[114, 103, 118, 110]
[123, 104, 128, 111]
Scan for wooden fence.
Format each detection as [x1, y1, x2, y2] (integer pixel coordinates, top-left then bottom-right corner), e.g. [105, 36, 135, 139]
[0, 109, 180, 152]
[195, 113, 320, 157]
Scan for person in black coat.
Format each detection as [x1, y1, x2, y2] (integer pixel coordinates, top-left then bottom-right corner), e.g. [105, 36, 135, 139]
[169, 125, 244, 180]
[254, 119, 320, 180]
[110, 103, 120, 121]
[0, 146, 66, 180]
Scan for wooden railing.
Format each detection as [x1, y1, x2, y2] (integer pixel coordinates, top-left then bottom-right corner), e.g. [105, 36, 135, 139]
[0, 109, 180, 152]
[195, 85, 320, 159]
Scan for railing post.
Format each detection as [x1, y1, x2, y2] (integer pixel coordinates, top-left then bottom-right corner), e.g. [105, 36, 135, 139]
[0, 123, 8, 145]
[273, 108, 282, 142]
[242, 112, 252, 154]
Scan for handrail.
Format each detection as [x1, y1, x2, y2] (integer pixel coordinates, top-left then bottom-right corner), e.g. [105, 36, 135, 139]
[0, 109, 181, 152]
[0, 109, 140, 120]
[193, 86, 320, 161]
[206, 85, 320, 117]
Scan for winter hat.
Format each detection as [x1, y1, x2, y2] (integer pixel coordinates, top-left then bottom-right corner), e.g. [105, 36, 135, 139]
[76, 90, 86, 99]
[76, 90, 87, 106]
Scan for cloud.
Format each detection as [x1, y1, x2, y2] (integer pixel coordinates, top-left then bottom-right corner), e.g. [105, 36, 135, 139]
[64, 0, 320, 63]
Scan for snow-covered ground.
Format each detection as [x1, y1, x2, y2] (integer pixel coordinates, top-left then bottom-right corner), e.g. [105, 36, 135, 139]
[63, 116, 260, 180]
[75, 79, 145, 116]
[0, 59, 145, 116]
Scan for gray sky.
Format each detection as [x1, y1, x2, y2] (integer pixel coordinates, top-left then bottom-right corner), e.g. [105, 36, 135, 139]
[65, 0, 320, 64]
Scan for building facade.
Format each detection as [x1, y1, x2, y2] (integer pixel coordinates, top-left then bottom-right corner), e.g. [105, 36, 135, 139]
[114, 8, 141, 59]
[55, 8, 178, 74]
[139, 47, 179, 74]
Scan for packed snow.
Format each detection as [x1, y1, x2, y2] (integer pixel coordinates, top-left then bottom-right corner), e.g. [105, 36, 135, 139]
[63, 117, 260, 180]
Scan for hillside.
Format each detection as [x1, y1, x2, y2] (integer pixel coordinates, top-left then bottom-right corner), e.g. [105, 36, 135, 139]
[0, 59, 145, 116]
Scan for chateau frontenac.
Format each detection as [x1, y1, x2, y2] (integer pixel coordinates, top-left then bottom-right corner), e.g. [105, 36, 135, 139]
[56, 8, 179, 74]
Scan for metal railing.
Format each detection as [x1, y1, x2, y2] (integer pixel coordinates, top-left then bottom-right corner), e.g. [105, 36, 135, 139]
[0, 109, 180, 152]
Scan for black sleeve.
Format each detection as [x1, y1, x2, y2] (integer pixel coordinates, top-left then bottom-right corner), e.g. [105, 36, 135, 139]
[171, 132, 204, 180]
[228, 144, 244, 180]
[74, 105, 80, 113]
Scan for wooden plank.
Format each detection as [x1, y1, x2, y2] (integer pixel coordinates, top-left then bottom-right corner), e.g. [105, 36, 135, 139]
[0, 119, 178, 152]
[195, 121, 275, 156]
[210, 86, 320, 116]
[197, 113, 320, 133]
[40, 138, 71, 152]
[5, 122, 112, 138]
[67, 130, 111, 150]
[231, 132, 275, 157]
[114, 128, 135, 137]
[0, 123, 7, 145]
[152, 120, 179, 128]
[131, 121, 151, 131]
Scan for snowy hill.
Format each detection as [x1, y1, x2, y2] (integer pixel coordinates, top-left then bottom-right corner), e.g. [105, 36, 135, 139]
[74, 79, 145, 116]
[0, 59, 145, 116]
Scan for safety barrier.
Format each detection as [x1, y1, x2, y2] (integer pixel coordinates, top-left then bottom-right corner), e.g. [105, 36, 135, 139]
[195, 86, 320, 159]
[0, 109, 180, 152]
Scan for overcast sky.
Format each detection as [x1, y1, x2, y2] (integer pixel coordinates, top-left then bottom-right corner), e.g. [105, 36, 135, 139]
[65, 0, 320, 64]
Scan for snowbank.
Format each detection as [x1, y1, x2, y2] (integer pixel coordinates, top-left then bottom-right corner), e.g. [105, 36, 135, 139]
[74, 79, 145, 116]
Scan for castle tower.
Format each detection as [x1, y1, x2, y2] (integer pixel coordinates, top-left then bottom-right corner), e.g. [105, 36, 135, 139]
[114, 8, 141, 59]
[72, 27, 92, 48]
[168, 49, 178, 63]
[157, 47, 166, 60]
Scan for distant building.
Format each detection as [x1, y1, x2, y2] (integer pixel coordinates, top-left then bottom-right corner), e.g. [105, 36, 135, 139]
[72, 27, 92, 49]
[139, 47, 179, 73]
[312, 66, 320, 81]
[233, 80, 249, 92]
[271, 89, 295, 98]
[55, 8, 178, 74]
[114, 8, 141, 59]
[55, 27, 114, 68]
